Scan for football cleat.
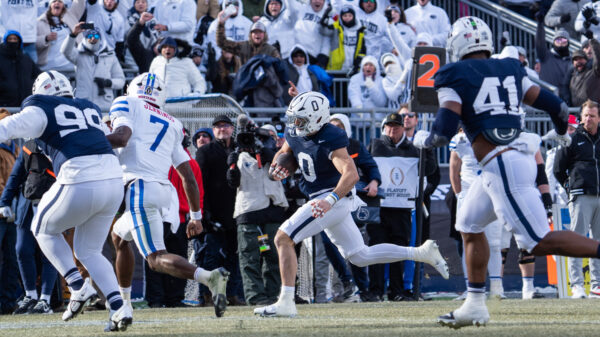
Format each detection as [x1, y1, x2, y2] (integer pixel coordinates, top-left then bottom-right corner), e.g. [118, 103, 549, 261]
[438, 300, 490, 329]
[28, 299, 53, 314]
[105, 303, 133, 332]
[489, 282, 506, 300]
[253, 299, 297, 317]
[62, 278, 97, 321]
[13, 296, 37, 315]
[207, 268, 230, 317]
[571, 285, 587, 299]
[413, 240, 449, 279]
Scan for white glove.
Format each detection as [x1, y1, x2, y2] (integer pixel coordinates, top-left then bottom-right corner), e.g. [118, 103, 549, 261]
[412, 130, 431, 149]
[555, 132, 572, 147]
[0, 206, 14, 223]
[541, 129, 557, 142]
[364, 77, 375, 89]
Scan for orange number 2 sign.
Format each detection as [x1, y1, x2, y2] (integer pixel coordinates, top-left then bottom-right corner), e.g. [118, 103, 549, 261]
[417, 54, 440, 88]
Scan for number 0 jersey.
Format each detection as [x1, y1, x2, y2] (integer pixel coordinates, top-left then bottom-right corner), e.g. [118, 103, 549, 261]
[14, 95, 122, 184]
[434, 58, 534, 143]
[109, 96, 189, 184]
[285, 123, 349, 198]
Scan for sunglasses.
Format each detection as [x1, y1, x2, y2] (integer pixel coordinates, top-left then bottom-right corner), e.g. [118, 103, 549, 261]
[361, 0, 376, 3]
[554, 37, 568, 43]
[198, 133, 211, 138]
[86, 33, 100, 39]
[401, 113, 416, 118]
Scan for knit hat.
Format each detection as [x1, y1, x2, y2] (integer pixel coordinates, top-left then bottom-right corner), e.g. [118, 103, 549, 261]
[568, 114, 579, 128]
[380, 52, 397, 68]
[554, 29, 570, 41]
[415, 32, 432, 46]
[158, 37, 177, 51]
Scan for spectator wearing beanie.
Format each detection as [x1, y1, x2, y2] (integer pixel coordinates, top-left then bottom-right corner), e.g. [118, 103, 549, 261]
[570, 41, 600, 107]
[192, 128, 214, 149]
[217, 15, 280, 65]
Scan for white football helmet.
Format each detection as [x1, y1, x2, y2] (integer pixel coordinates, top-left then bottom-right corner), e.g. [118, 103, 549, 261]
[126, 72, 166, 108]
[447, 16, 493, 63]
[286, 91, 330, 137]
[32, 71, 73, 97]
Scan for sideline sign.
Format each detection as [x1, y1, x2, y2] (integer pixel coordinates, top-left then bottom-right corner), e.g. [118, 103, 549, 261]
[409, 46, 446, 113]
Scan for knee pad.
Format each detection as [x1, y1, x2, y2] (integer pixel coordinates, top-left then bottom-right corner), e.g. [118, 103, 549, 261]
[501, 249, 509, 265]
[347, 247, 370, 268]
[519, 249, 535, 265]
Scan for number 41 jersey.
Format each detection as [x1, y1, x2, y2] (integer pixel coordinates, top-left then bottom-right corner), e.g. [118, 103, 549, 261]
[109, 96, 190, 184]
[434, 57, 532, 143]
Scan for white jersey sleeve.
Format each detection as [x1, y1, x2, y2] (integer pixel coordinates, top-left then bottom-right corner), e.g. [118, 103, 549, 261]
[109, 96, 135, 132]
[171, 120, 190, 168]
[0, 106, 47, 143]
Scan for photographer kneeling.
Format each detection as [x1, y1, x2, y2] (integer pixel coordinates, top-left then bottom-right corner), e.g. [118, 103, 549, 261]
[227, 120, 288, 306]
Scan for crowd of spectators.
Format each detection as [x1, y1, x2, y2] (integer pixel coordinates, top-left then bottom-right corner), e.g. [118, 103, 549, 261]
[2, 0, 600, 311]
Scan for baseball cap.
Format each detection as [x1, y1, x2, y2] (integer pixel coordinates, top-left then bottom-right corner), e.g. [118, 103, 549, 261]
[212, 114, 233, 126]
[568, 114, 579, 128]
[572, 49, 587, 60]
[382, 112, 403, 126]
[250, 21, 266, 33]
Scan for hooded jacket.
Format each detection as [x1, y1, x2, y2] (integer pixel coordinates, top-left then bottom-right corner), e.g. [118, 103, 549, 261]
[0, 31, 40, 107]
[61, 34, 125, 111]
[153, 0, 197, 43]
[348, 55, 387, 112]
[536, 22, 573, 102]
[283, 44, 319, 104]
[217, 20, 280, 65]
[259, 0, 296, 59]
[570, 38, 600, 106]
[404, 1, 451, 48]
[149, 38, 207, 98]
[36, 0, 85, 66]
[290, 0, 331, 58]
[0, 0, 38, 44]
[206, 1, 252, 60]
[86, 0, 126, 49]
[323, 5, 366, 71]
[546, 0, 590, 40]
[380, 53, 404, 110]
[356, 0, 393, 61]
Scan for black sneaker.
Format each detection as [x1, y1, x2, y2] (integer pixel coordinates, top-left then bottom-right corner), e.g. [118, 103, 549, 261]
[359, 291, 381, 303]
[13, 297, 37, 315]
[294, 295, 309, 304]
[28, 300, 53, 314]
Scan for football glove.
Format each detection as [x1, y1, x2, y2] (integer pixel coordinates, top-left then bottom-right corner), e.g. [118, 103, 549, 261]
[412, 130, 431, 149]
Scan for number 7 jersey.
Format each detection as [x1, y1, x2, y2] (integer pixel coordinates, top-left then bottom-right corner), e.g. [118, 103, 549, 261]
[109, 96, 190, 184]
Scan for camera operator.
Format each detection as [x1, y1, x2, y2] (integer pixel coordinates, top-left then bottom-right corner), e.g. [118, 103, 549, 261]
[226, 117, 287, 306]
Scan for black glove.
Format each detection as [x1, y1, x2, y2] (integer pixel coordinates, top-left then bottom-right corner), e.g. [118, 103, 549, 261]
[104, 79, 112, 87]
[560, 13, 571, 23]
[535, 10, 546, 23]
[585, 30, 595, 39]
[583, 6, 595, 21]
[226, 167, 240, 188]
[94, 77, 106, 95]
[542, 192, 553, 218]
[584, 20, 592, 29]
[384, 9, 393, 23]
[227, 151, 239, 167]
[591, 17, 600, 25]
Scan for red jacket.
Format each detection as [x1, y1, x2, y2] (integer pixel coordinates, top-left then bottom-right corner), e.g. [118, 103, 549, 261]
[168, 151, 204, 224]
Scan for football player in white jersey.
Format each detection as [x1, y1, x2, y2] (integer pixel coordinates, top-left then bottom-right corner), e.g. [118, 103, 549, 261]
[106, 73, 230, 318]
[0, 71, 131, 331]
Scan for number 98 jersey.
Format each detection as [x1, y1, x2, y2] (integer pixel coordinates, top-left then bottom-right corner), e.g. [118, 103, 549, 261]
[109, 96, 190, 184]
[434, 58, 533, 143]
[285, 123, 349, 199]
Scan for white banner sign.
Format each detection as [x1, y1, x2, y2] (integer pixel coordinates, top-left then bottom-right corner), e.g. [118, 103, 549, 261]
[374, 157, 419, 208]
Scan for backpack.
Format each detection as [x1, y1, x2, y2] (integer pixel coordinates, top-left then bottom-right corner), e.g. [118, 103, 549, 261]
[22, 140, 56, 200]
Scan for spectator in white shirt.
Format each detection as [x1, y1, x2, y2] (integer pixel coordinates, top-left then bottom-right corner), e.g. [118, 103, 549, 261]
[151, 0, 197, 44]
[404, 0, 450, 48]
[86, 0, 127, 61]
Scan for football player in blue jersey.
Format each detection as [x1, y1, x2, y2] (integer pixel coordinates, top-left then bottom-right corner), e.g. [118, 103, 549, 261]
[253, 91, 449, 317]
[412, 17, 600, 329]
[0, 71, 131, 331]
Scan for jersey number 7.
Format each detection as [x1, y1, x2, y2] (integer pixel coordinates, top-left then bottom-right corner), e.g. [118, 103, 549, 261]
[149, 115, 169, 151]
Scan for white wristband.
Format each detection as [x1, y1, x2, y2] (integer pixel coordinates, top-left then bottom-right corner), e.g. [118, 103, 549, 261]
[190, 210, 203, 220]
[324, 194, 337, 206]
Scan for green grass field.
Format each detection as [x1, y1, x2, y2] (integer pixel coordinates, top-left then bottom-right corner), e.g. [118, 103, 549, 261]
[1, 299, 599, 336]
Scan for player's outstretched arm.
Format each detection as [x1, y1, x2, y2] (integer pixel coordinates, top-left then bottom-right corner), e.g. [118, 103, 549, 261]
[175, 161, 203, 237]
[0, 107, 47, 143]
[523, 85, 569, 142]
[106, 126, 132, 148]
[414, 100, 462, 149]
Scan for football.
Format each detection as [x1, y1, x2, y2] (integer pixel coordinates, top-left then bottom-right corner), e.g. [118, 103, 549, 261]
[275, 152, 299, 173]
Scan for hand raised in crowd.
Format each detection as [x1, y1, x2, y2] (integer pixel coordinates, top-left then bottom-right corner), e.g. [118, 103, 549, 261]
[46, 32, 57, 42]
[288, 81, 299, 98]
[186, 219, 204, 238]
[583, 6, 595, 21]
[363, 180, 379, 197]
[71, 22, 86, 36]
[218, 10, 232, 24]
[139, 12, 154, 25]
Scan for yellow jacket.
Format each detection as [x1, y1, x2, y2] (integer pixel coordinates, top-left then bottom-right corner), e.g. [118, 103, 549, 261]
[327, 20, 366, 71]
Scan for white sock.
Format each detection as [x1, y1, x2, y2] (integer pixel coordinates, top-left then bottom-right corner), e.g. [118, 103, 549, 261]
[280, 286, 295, 301]
[522, 277, 534, 290]
[120, 286, 132, 301]
[466, 291, 486, 304]
[194, 267, 212, 285]
[40, 294, 51, 303]
[25, 290, 38, 300]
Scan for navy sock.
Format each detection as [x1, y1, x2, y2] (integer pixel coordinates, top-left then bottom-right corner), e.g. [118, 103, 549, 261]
[467, 282, 486, 293]
[65, 268, 84, 291]
[106, 291, 124, 311]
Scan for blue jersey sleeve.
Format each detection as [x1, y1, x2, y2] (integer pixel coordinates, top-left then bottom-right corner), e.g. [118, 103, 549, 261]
[321, 124, 349, 153]
[434, 63, 463, 92]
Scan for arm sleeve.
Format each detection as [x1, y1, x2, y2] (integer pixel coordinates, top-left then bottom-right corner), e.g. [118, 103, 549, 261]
[432, 11, 451, 48]
[167, 0, 196, 34]
[36, 20, 50, 49]
[60, 35, 79, 64]
[0, 107, 47, 143]
[126, 23, 146, 66]
[544, 1, 563, 28]
[535, 20, 548, 62]
[216, 22, 240, 55]
[553, 145, 570, 188]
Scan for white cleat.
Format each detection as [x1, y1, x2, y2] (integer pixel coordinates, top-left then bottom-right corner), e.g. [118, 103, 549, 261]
[62, 278, 97, 321]
[453, 292, 467, 301]
[207, 267, 230, 317]
[254, 300, 297, 317]
[571, 285, 587, 299]
[105, 303, 133, 332]
[414, 240, 449, 279]
[489, 282, 506, 300]
[437, 300, 490, 329]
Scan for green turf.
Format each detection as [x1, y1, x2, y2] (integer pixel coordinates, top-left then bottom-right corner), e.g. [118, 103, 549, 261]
[1, 299, 599, 336]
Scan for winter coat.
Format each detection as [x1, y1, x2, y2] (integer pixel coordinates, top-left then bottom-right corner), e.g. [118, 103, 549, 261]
[216, 21, 280, 65]
[232, 54, 287, 106]
[545, 0, 590, 40]
[326, 17, 365, 71]
[555, 125, 600, 198]
[404, 1, 450, 48]
[205, 1, 252, 60]
[0, 0, 38, 44]
[35, 0, 85, 66]
[356, 3, 393, 61]
[570, 38, 600, 107]
[283, 45, 319, 104]
[0, 31, 40, 107]
[149, 54, 207, 98]
[291, 2, 331, 58]
[535, 21, 572, 103]
[153, 0, 197, 43]
[259, 0, 297, 59]
[61, 35, 125, 111]
[348, 55, 387, 112]
[126, 21, 157, 73]
[86, 0, 126, 49]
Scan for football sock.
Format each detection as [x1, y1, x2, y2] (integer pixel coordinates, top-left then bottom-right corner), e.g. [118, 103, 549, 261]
[120, 286, 131, 302]
[40, 294, 51, 303]
[280, 286, 295, 301]
[106, 291, 124, 311]
[488, 245, 502, 279]
[25, 290, 38, 300]
[466, 282, 486, 302]
[194, 267, 211, 285]
[522, 277, 534, 290]
[35, 233, 83, 290]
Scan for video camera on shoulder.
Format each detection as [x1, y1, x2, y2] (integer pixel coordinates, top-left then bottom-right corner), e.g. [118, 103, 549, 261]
[235, 114, 271, 153]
